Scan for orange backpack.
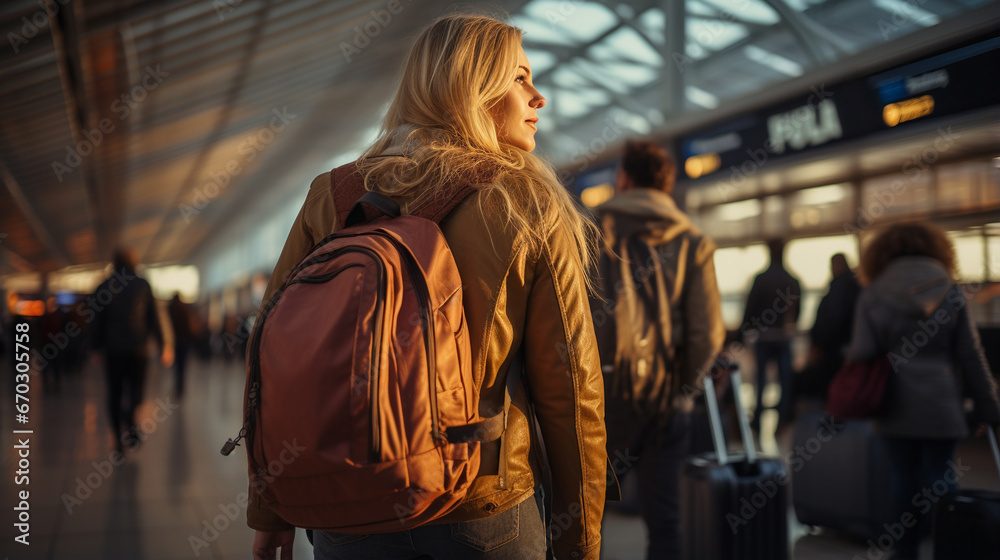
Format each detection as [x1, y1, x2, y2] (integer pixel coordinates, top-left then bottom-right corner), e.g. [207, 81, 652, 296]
[223, 179, 513, 532]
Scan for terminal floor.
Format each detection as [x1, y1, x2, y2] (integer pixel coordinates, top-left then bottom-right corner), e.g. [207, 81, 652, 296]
[1, 357, 997, 559]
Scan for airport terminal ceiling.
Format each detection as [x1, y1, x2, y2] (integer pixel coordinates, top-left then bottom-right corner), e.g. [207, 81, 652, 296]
[1, 0, 999, 277]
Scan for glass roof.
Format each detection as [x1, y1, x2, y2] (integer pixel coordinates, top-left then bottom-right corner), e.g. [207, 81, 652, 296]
[508, 0, 997, 166]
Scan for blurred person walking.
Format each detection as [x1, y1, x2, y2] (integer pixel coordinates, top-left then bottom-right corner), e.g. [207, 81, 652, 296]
[246, 15, 606, 560]
[168, 292, 196, 398]
[40, 298, 67, 393]
[741, 239, 801, 435]
[846, 222, 1000, 560]
[592, 140, 725, 560]
[796, 253, 861, 403]
[91, 248, 172, 453]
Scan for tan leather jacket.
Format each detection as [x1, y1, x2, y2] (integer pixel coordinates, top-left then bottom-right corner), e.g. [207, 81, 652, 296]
[247, 164, 607, 559]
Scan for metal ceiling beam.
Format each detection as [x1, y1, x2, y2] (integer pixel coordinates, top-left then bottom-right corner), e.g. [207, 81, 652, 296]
[661, 0, 686, 115]
[143, 0, 276, 263]
[759, 0, 847, 66]
[0, 161, 70, 270]
[46, 0, 109, 261]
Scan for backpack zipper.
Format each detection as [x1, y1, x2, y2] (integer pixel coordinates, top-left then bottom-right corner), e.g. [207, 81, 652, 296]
[247, 248, 387, 465]
[369, 232, 445, 445]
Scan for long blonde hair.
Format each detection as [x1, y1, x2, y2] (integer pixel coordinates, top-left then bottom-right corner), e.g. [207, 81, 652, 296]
[357, 14, 597, 272]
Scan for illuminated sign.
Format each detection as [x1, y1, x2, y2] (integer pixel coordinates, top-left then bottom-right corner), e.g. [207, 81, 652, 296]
[674, 31, 999, 183]
[685, 152, 722, 179]
[883, 95, 935, 127]
[766, 99, 843, 154]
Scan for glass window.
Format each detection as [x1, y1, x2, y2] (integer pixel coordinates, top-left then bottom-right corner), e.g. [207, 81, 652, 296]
[697, 199, 762, 241]
[786, 235, 860, 330]
[787, 183, 854, 230]
[988, 223, 1000, 282]
[937, 160, 987, 211]
[714, 243, 768, 329]
[861, 171, 932, 220]
[948, 229, 985, 283]
[986, 160, 1000, 206]
[762, 195, 788, 237]
[786, 235, 860, 291]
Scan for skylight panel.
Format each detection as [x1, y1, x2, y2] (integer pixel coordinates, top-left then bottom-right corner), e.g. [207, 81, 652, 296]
[686, 18, 749, 51]
[554, 90, 599, 119]
[574, 57, 656, 92]
[610, 108, 652, 134]
[687, 1, 717, 17]
[511, 14, 576, 46]
[637, 7, 665, 43]
[686, 42, 709, 60]
[686, 85, 719, 109]
[523, 48, 558, 75]
[600, 26, 663, 66]
[744, 45, 803, 76]
[874, 0, 940, 27]
[521, 0, 618, 43]
[718, 0, 780, 25]
[551, 65, 593, 89]
[570, 59, 629, 94]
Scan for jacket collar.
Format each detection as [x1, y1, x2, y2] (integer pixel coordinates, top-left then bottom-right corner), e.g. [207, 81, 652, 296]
[596, 188, 694, 241]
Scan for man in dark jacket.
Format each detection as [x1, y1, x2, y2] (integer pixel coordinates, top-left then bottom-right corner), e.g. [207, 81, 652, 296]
[799, 253, 860, 400]
[92, 248, 172, 453]
[594, 140, 725, 560]
[742, 239, 801, 435]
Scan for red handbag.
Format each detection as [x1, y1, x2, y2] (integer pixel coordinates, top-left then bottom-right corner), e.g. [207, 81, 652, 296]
[826, 354, 891, 419]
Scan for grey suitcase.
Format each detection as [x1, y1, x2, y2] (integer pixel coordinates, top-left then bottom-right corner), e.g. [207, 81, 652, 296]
[790, 410, 892, 540]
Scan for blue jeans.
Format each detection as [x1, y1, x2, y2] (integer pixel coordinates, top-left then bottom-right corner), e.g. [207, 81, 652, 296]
[313, 493, 547, 560]
[754, 340, 793, 426]
[881, 437, 958, 559]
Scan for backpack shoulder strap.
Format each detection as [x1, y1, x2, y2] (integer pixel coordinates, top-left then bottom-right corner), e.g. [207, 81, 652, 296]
[344, 192, 401, 228]
[444, 349, 523, 444]
[331, 161, 479, 229]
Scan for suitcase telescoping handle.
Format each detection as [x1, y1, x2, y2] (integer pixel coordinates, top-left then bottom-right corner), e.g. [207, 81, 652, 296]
[702, 361, 758, 466]
[989, 428, 1000, 487]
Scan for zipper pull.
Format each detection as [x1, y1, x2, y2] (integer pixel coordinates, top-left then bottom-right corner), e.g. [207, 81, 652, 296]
[221, 426, 248, 456]
[220, 438, 239, 456]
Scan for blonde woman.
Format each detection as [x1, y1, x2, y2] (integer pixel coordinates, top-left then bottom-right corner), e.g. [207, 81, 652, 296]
[249, 15, 607, 560]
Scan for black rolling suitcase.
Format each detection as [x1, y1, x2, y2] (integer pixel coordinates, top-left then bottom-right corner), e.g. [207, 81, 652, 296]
[791, 410, 892, 540]
[681, 363, 789, 560]
[933, 429, 1000, 559]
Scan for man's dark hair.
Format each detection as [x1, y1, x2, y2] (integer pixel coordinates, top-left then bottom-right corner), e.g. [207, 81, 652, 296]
[620, 140, 676, 193]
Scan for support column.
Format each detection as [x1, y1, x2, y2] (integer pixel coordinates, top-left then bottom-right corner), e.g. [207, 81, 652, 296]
[662, 0, 687, 115]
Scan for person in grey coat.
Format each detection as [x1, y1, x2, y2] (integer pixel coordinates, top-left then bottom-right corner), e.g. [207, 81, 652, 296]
[847, 222, 1000, 560]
